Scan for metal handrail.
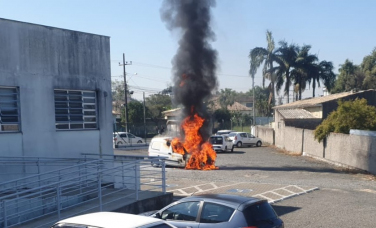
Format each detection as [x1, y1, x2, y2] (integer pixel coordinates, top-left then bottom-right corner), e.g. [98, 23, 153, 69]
[0, 157, 166, 228]
[0, 159, 101, 194]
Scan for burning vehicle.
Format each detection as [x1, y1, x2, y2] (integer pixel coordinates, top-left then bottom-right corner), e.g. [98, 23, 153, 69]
[148, 111, 218, 170]
[155, 0, 219, 170]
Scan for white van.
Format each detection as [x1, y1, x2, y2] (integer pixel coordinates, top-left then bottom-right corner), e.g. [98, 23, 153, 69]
[148, 136, 189, 167]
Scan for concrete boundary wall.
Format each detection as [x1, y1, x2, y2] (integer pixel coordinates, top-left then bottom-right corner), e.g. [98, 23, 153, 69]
[260, 125, 376, 175]
[255, 126, 274, 145]
[326, 133, 376, 175]
[283, 127, 304, 153]
[302, 129, 324, 157]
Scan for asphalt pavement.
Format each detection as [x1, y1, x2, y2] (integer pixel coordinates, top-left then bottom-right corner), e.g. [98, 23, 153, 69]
[114, 145, 376, 228]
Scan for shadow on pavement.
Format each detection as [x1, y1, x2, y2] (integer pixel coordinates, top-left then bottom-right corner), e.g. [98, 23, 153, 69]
[272, 205, 301, 216]
[217, 165, 342, 174]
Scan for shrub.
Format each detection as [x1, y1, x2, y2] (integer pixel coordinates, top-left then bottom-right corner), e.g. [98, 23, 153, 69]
[314, 98, 376, 142]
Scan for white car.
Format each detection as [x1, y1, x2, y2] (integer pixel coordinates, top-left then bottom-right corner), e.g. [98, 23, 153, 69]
[114, 132, 145, 146]
[51, 212, 176, 228]
[216, 129, 235, 135]
[209, 135, 234, 152]
[228, 132, 262, 148]
[148, 136, 189, 167]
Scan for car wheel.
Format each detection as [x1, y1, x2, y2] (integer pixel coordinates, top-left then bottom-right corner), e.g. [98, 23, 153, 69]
[256, 141, 262, 147]
[230, 146, 234, 152]
[236, 141, 242, 148]
[137, 140, 143, 143]
[225, 146, 227, 152]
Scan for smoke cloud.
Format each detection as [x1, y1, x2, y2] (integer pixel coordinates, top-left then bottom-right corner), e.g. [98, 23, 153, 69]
[161, 0, 218, 140]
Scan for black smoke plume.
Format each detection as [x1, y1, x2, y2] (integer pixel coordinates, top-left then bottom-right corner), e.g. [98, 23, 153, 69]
[161, 0, 218, 140]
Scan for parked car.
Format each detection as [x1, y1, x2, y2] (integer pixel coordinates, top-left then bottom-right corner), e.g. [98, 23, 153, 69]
[228, 132, 262, 148]
[215, 129, 235, 135]
[148, 136, 189, 167]
[147, 194, 284, 228]
[209, 135, 234, 152]
[51, 212, 176, 228]
[114, 132, 145, 146]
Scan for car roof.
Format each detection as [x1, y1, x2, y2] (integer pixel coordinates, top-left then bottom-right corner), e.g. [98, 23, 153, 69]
[217, 130, 233, 132]
[54, 212, 168, 228]
[178, 194, 265, 211]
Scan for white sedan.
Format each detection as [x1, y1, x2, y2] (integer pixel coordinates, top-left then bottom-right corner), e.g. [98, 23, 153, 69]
[51, 212, 176, 228]
[114, 132, 145, 146]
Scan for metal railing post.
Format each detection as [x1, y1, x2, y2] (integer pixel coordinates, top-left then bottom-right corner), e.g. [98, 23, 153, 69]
[122, 160, 125, 188]
[162, 160, 166, 194]
[56, 185, 61, 220]
[98, 173, 102, 211]
[135, 161, 139, 200]
[3, 200, 7, 228]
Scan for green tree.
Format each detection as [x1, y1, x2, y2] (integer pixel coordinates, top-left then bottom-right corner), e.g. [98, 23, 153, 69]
[274, 41, 299, 103]
[360, 48, 376, 89]
[249, 30, 278, 105]
[126, 101, 146, 123]
[145, 94, 172, 120]
[219, 88, 236, 110]
[317, 60, 336, 96]
[331, 59, 364, 93]
[246, 86, 274, 116]
[291, 45, 318, 100]
[314, 98, 376, 142]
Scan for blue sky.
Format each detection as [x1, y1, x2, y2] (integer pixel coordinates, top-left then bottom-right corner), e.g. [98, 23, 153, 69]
[1, 0, 375, 102]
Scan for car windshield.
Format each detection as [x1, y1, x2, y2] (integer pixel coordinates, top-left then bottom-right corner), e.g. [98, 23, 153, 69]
[210, 136, 223, 144]
[243, 202, 277, 225]
[228, 132, 236, 137]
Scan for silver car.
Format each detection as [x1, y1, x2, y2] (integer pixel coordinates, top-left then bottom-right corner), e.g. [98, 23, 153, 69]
[228, 132, 262, 148]
[148, 194, 283, 228]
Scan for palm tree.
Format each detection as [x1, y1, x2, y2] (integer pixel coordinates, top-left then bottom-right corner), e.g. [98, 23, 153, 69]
[316, 61, 336, 96]
[274, 41, 299, 103]
[291, 45, 318, 100]
[249, 30, 278, 106]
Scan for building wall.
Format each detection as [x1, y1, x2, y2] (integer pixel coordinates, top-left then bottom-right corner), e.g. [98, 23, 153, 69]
[0, 18, 112, 159]
[304, 106, 322, 118]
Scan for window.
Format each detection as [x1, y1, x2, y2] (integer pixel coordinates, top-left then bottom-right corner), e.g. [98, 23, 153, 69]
[200, 202, 234, 223]
[242, 201, 277, 225]
[0, 87, 20, 132]
[161, 201, 200, 222]
[54, 90, 97, 130]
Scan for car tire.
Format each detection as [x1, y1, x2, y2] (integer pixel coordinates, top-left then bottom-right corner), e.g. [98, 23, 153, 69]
[236, 141, 242, 148]
[256, 141, 262, 147]
[137, 140, 143, 143]
[230, 146, 234, 152]
[225, 146, 227, 152]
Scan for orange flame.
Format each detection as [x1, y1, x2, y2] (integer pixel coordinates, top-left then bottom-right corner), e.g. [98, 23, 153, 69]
[171, 107, 218, 170]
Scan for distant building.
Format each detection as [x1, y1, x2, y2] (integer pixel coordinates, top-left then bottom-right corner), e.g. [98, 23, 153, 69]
[273, 89, 376, 130]
[0, 18, 112, 159]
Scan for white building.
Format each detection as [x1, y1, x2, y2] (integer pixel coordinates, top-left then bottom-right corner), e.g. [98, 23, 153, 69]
[0, 18, 112, 160]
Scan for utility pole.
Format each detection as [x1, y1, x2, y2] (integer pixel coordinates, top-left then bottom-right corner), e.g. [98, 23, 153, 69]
[252, 75, 255, 127]
[143, 92, 146, 142]
[119, 53, 132, 132]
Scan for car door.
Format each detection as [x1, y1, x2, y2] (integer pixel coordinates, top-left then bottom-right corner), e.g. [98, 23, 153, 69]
[159, 201, 201, 228]
[239, 133, 249, 146]
[224, 136, 232, 150]
[128, 133, 137, 144]
[119, 133, 129, 144]
[198, 202, 235, 228]
[247, 133, 257, 145]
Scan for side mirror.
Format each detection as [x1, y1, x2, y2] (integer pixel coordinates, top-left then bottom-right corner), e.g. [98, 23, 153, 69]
[155, 212, 162, 219]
